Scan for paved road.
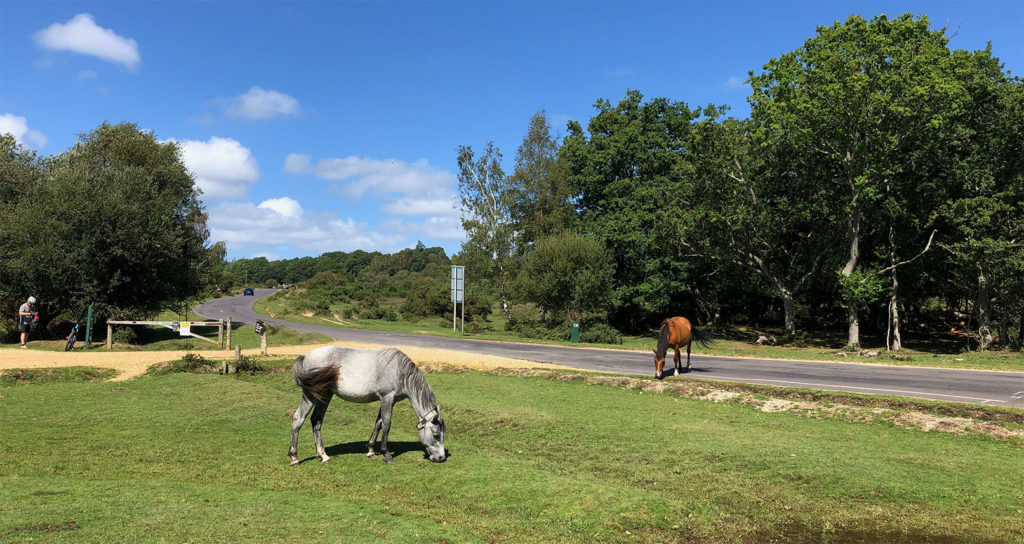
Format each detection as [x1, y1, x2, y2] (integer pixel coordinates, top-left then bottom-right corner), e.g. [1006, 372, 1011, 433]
[196, 289, 1024, 408]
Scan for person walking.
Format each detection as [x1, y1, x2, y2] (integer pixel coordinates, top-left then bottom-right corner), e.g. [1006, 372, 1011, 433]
[18, 296, 37, 348]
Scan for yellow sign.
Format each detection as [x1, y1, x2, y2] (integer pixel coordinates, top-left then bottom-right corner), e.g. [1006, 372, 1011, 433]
[179, 322, 191, 337]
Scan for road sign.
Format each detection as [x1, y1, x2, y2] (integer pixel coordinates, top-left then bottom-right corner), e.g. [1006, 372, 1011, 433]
[450, 265, 465, 302]
[255, 320, 266, 336]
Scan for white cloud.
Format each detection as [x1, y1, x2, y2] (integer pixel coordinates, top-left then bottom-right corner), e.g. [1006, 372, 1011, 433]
[33, 14, 140, 71]
[287, 155, 454, 199]
[725, 75, 747, 89]
[0, 114, 47, 148]
[380, 196, 457, 217]
[208, 200, 409, 257]
[172, 136, 260, 199]
[258, 197, 302, 219]
[284, 153, 312, 173]
[77, 69, 97, 81]
[223, 87, 300, 119]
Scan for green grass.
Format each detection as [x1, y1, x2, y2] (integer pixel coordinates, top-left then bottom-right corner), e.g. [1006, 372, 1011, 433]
[2, 367, 1022, 543]
[257, 291, 1024, 372]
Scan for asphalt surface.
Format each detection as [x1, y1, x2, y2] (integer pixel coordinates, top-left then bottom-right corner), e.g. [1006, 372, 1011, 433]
[196, 289, 1024, 408]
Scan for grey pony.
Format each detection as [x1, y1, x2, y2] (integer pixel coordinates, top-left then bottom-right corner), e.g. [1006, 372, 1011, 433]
[289, 346, 447, 465]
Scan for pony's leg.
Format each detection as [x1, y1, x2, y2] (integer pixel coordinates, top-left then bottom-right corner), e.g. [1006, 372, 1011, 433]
[686, 343, 692, 372]
[377, 395, 396, 463]
[673, 346, 682, 374]
[366, 407, 384, 458]
[310, 397, 332, 463]
[289, 394, 315, 466]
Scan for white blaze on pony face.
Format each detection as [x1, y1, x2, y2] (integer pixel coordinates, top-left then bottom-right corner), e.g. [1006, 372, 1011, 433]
[418, 411, 446, 463]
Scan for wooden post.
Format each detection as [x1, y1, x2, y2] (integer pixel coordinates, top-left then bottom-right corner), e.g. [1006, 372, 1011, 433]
[225, 317, 232, 350]
[260, 333, 267, 356]
[106, 322, 112, 349]
[218, 319, 224, 348]
[235, 344, 241, 361]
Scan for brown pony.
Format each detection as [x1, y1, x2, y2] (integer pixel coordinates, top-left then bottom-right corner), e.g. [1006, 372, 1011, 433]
[652, 316, 713, 379]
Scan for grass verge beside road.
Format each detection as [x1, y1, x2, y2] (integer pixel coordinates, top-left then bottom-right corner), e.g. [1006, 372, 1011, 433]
[1, 364, 1021, 543]
[255, 290, 1024, 372]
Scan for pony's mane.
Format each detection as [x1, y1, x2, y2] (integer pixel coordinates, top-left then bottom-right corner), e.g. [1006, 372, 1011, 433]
[377, 348, 437, 412]
[655, 320, 671, 358]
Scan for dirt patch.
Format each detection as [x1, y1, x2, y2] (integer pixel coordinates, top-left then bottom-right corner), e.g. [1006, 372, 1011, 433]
[0, 341, 565, 382]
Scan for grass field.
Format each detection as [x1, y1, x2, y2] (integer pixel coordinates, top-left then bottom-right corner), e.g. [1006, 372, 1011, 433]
[256, 291, 1024, 372]
[2, 363, 1022, 543]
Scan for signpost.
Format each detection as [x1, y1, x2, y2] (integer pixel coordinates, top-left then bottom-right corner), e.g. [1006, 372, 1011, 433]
[255, 320, 267, 355]
[451, 265, 465, 334]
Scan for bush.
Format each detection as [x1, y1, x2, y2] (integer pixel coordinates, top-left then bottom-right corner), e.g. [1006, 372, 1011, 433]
[0, 317, 18, 344]
[161, 352, 216, 374]
[234, 355, 263, 374]
[579, 322, 623, 344]
[355, 302, 400, 321]
[401, 278, 448, 318]
[112, 326, 138, 345]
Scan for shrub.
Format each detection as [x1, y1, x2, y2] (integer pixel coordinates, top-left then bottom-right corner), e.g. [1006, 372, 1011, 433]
[355, 302, 400, 321]
[0, 317, 18, 344]
[234, 355, 263, 374]
[579, 322, 623, 344]
[159, 352, 216, 374]
[112, 326, 138, 345]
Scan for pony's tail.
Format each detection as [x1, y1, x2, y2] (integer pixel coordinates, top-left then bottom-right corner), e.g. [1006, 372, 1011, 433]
[691, 327, 714, 349]
[293, 355, 338, 403]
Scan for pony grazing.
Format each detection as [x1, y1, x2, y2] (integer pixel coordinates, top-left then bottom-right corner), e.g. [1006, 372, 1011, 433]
[289, 346, 447, 465]
[652, 316, 713, 379]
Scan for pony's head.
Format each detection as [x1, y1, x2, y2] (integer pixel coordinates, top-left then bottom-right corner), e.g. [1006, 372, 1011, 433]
[417, 407, 447, 463]
[652, 349, 666, 380]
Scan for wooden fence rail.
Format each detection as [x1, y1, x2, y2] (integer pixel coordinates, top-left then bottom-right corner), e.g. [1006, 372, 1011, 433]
[106, 319, 229, 349]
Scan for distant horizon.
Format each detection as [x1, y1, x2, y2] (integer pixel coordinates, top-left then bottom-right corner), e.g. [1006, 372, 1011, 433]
[3, 1, 1021, 261]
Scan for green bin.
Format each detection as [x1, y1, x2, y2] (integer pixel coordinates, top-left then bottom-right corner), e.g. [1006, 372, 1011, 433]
[571, 322, 580, 343]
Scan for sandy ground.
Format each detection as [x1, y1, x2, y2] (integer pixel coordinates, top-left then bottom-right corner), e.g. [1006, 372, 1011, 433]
[0, 341, 568, 382]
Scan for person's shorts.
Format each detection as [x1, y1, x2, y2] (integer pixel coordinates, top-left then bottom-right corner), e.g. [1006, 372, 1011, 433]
[20, 321, 31, 333]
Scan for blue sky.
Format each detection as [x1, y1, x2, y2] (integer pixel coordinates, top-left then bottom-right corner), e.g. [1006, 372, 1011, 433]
[2, 1, 1022, 261]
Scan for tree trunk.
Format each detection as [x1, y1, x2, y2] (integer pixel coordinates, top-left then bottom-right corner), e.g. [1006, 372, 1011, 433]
[842, 212, 861, 348]
[498, 259, 513, 325]
[886, 226, 902, 351]
[976, 263, 992, 351]
[781, 289, 796, 336]
[887, 271, 902, 351]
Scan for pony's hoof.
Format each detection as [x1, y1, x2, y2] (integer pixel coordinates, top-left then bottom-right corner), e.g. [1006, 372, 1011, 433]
[319, 456, 331, 464]
[289, 458, 299, 466]
[367, 451, 376, 458]
[384, 455, 394, 464]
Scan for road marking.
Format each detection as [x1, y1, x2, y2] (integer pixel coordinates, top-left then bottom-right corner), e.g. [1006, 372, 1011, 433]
[707, 376, 1006, 404]
[1012, 391, 1024, 399]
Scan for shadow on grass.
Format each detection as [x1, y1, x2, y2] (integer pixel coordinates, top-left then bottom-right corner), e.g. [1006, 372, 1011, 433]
[292, 441, 427, 465]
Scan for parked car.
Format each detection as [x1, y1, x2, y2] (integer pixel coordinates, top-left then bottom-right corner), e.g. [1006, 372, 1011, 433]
[243, 288, 254, 296]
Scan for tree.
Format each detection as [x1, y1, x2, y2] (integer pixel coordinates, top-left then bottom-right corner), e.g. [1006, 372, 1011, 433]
[562, 90, 711, 330]
[935, 56, 1024, 350]
[749, 14, 966, 348]
[0, 123, 212, 325]
[514, 232, 616, 323]
[508, 110, 575, 250]
[457, 141, 516, 323]
[692, 117, 837, 335]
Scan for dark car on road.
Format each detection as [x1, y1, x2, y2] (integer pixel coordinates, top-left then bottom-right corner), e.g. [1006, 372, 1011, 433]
[243, 288, 254, 296]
